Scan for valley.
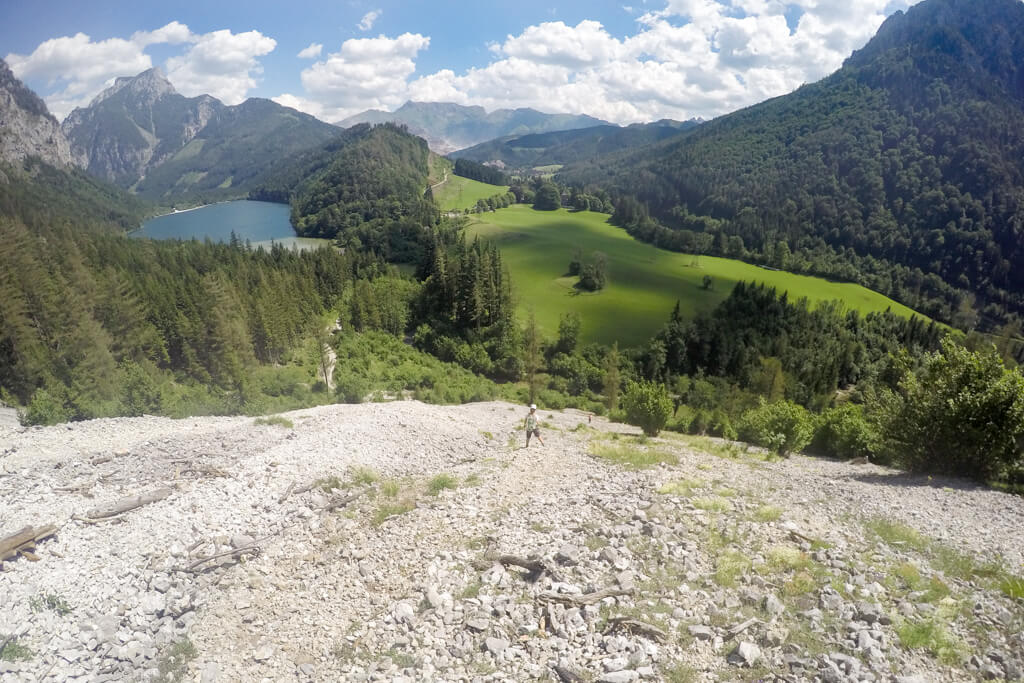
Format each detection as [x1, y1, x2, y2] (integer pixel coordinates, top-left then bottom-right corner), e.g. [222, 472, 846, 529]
[468, 206, 926, 347]
[4, 0, 1024, 680]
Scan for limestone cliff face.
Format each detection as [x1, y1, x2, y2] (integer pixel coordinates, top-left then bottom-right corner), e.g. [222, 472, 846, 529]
[0, 59, 73, 167]
[61, 68, 224, 186]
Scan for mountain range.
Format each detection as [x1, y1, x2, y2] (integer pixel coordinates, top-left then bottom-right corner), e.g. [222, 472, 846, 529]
[61, 68, 340, 203]
[450, 119, 702, 170]
[337, 101, 609, 154]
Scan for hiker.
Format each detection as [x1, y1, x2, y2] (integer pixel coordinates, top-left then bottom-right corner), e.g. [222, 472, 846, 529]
[525, 404, 544, 447]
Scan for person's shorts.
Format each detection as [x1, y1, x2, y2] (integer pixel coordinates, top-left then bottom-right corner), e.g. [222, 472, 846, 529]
[527, 428, 541, 437]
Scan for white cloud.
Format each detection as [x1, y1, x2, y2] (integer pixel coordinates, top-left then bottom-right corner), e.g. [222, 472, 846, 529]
[358, 10, 382, 32]
[297, 42, 323, 59]
[5, 22, 275, 120]
[277, 0, 923, 126]
[165, 30, 276, 105]
[278, 32, 429, 121]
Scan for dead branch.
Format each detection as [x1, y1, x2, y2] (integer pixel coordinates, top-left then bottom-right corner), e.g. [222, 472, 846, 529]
[83, 488, 172, 520]
[185, 546, 260, 572]
[322, 491, 363, 513]
[604, 617, 668, 642]
[552, 664, 586, 682]
[538, 587, 633, 606]
[278, 481, 296, 504]
[472, 554, 564, 582]
[726, 617, 762, 640]
[1, 525, 57, 563]
[70, 512, 129, 526]
[788, 530, 816, 545]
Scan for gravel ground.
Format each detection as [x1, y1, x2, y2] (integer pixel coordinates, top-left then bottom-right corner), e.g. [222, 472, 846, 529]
[1, 401, 1022, 682]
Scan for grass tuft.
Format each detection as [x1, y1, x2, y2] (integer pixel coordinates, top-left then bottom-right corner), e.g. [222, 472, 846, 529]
[427, 473, 458, 495]
[999, 576, 1024, 600]
[590, 443, 679, 469]
[766, 546, 812, 572]
[753, 505, 783, 522]
[657, 479, 704, 495]
[373, 500, 415, 526]
[691, 496, 732, 513]
[154, 638, 198, 683]
[349, 466, 379, 486]
[0, 638, 33, 662]
[866, 518, 928, 551]
[28, 592, 72, 616]
[896, 619, 963, 665]
[714, 550, 751, 587]
[253, 415, 293, 428]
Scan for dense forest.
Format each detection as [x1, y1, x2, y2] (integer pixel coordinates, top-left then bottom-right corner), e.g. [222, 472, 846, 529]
[251, 123, 439, 262]
[452, 158, 509, 186]
[451, 121, 699, 170]
[560, 0, 1024, 328]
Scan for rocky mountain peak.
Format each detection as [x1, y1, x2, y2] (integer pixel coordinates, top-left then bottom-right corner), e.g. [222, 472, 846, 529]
[0, 58, 73, 167]
[88, 67, 178, 108]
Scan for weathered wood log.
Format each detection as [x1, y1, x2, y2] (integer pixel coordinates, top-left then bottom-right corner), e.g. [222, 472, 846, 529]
[604, 617, 668, 642]
[322, 491, 363, 513]
[726, 617, 761, 640]
[552, 664, 586, 682]
[84, 488, 172, 520]
[186, 546, 260, 572]
[476, 554, 564, 582]
[0, 525, 57, 562]
[538, 587, 633, 606]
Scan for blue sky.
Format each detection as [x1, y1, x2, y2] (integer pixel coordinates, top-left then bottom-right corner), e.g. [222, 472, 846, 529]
[3, 0, 918, 124]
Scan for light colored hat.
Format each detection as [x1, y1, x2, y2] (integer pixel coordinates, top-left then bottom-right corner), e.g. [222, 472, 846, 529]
[529, 404, 537, 410]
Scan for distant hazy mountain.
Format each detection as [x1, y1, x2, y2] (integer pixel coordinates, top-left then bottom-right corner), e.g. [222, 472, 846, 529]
[450, 119, 703, 169]
[0, 59, 73, 168]
[337, 101, 609, 154]
[62, 69, 340, 202]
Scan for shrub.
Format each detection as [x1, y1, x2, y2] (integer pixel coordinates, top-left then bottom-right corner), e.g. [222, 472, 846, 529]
[873, 338, 1024, 482]
[621, 380, 673, 436]
[737, 399, 814, 456]
[812, 403, 879, 460]
[334, 371, 369, 404]
[21, 388, 68, 426]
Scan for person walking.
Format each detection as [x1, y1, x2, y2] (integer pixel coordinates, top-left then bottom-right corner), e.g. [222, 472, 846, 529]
[524, 404, 544, 447]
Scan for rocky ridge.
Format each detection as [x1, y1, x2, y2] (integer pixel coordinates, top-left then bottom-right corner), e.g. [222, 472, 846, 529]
[0, 59, 73, 168]
[1, 401, 1022, 682]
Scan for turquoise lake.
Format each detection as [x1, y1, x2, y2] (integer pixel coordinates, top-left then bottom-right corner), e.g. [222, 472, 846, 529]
[135, 200, 329, 250]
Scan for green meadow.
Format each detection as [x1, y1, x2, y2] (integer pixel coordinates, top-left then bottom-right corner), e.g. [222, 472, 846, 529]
[432, 174, 508, 212]
[467, 205, 927, 347]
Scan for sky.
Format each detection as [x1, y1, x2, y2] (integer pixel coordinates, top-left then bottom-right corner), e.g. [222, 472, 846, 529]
[2, 0, 920, 125]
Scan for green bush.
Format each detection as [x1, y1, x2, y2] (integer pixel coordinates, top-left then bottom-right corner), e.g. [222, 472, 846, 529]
[738, 399, 815, 456]
[21, 388, 68, 426]
[118, 361, 163, 417]
[621, 380, 673, 436]
[335, 372, 369, 403]
[812, 402, 879, 460]
[873, 338, 1024, 481]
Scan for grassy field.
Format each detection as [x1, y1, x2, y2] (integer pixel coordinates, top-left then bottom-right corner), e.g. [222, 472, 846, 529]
[432, 174, 508, 212]
[467, 205, 928, 347]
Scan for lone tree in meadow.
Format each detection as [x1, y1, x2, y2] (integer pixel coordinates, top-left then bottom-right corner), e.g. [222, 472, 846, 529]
[533, 183, 561, 211]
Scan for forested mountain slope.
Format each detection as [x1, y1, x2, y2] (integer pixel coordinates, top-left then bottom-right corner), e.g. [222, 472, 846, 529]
[251, 123, 437, 258]
[450, 120, 700, 170]
[560, 0, 1024, 325]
